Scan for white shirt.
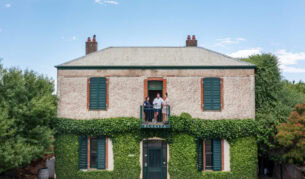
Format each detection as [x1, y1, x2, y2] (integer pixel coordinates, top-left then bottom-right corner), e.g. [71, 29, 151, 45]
[153, 97, 164, 109]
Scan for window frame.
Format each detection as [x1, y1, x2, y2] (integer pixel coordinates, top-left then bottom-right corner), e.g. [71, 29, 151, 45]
[87, 137, 108, 170]
[144, 77, 167, 101]
[202, 139, 224, 171]
[87, 77, 109, 111]
[201, 77, 224, 111]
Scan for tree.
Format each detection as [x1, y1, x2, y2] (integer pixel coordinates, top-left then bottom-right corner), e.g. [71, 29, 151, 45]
[0, 63, 56, 172]
[242, 54, 304, 160]
[275, 103, 305, 166]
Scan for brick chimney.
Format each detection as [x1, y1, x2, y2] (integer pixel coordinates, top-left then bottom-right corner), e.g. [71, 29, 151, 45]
[86, 35, 98, 55]
[186, 35, 197, 47]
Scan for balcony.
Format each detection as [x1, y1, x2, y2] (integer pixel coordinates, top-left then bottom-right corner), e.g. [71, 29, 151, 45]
[140, 105, 171, 129]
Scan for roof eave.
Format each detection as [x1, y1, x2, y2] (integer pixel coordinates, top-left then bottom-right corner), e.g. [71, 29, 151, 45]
[55, 65, 256, 70]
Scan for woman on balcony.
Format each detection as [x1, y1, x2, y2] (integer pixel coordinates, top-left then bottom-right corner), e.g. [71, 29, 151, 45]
[162, 93, 169, 123]
[143, 96, 152, 122]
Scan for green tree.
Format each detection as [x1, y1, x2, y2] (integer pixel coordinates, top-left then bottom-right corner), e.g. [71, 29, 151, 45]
[275, 103, 305, 166]
[0, 63, 56, 172]
[242, 54, 304, 160]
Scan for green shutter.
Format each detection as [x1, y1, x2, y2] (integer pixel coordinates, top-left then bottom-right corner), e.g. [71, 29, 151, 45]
[212, 139, 222, 171]
[89, 77, 107, 110]
[78, 136, 88, 169]
[203, 78, 221, 110]
[197, 139, 203, 171]
[97, 137, 106, 169]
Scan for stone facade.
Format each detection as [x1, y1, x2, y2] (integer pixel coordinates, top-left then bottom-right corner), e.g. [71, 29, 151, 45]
[57, 69, 255, 120]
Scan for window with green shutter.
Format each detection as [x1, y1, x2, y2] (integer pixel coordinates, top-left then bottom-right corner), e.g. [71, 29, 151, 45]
[97, 137, 106, 169]
[78, 136, 107, 170]
[198, 139, 223, 171]
[197, 139, 203, 171]
[89, 77, 107, 110]
[78, 136, 88, 169]
[212, 139, 222, 171]
[203, 78, 221, 111]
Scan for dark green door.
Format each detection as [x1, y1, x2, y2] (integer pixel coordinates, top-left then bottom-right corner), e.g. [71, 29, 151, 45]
[143, 140, 167, 179]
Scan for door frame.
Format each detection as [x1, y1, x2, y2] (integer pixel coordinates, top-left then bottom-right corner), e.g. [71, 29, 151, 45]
[140, 138, 169, 179]
[144, 78, 167, 100]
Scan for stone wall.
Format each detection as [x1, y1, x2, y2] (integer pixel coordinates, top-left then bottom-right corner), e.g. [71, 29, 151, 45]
[57, 69, 255, 120]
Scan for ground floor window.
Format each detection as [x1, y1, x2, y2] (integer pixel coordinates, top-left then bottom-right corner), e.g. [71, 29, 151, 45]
[197, 139, 223, 171]
[79, 136, 107, 170]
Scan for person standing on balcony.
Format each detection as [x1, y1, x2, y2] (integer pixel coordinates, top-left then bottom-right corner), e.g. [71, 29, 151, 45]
[162, 93, 169, 123]
[153, 93, 164, 123]
[143, 96, 152, 122]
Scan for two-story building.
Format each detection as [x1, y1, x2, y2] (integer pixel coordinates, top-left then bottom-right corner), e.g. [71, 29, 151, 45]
[55, 35, 257, 179]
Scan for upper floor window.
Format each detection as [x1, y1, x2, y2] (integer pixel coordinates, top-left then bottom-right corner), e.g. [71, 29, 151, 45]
[201, 78, 223, 111]
[88, 77, 108, 110]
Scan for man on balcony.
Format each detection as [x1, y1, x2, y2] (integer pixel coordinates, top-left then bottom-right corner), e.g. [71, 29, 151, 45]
[153, 93, 164, 123]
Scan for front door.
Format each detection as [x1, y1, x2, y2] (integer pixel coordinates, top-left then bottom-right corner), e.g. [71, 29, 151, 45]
[143, 140, 167, 179]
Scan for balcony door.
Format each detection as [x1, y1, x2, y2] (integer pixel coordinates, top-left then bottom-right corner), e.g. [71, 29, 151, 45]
[148, 81, 163, 104]
[143, 140, 167, 179]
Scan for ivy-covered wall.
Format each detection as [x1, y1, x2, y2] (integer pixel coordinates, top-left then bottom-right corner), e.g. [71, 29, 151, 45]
[55, 134, 257, 179]
[54, 116, 258, 179]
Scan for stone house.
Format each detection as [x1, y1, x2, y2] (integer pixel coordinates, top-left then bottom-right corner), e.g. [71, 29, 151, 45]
[55, 35, 256, 179]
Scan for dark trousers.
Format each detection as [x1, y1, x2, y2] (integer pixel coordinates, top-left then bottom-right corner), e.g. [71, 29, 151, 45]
[144, 109, 153, 122]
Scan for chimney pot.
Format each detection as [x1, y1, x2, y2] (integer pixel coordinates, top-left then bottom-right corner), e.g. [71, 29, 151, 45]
[86, 35, 98, 55]
[186, 34, 198, 47]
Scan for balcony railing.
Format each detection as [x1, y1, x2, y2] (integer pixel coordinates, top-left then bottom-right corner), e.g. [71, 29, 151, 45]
[140, 105, 171, 128]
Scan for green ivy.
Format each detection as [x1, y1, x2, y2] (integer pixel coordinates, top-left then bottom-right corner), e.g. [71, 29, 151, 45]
[55, 134, 140, 179]
[168, 135, 257, 179]
[54, 116, 257, 141]
[54, 115, 258, 178]
[55, 134, 257, 179]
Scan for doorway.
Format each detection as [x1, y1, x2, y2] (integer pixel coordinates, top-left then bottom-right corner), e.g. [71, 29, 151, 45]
[143, 140, 167, 179]
[147, 81, 163, 122]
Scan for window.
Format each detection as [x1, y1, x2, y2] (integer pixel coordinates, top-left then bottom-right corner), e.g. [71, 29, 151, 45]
[78, 136, 107, 170]
[201, 78, 223, 111]
[197, 139, 223, 171]
[88, 77, 108, 110]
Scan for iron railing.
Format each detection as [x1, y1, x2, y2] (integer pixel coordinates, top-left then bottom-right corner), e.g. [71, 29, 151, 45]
[140, 105, 171, 128]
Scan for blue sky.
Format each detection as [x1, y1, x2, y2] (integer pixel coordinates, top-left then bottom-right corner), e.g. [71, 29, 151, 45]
[0, 0, 305, 83]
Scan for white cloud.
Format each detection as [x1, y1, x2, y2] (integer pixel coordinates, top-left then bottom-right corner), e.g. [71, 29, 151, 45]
[72, 36, 77, 40]
[280, 65, 305, 73]
[229, 47, 305, 74]
[229, 48, 262, 58]
[5, 3, 11, 8]
[104, 0, 119, 5]
[276, 49, 305, 65]
[276, 50, 305, 73]
[214, 37, 246, 47]
[95, 0, 119, 5]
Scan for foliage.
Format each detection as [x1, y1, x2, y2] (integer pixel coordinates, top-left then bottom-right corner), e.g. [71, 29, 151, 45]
[54, 116, 257, 142]
[55, 134, 140, 179]
[169, 135, 257, 179]
[0, 64, 57, 172]
[243, 54, 282, 110]
[55, 133, 257, 179]
[242, 54, 304, 162]
[275, 103, 305, 166]
[283, 80, 305, 96]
